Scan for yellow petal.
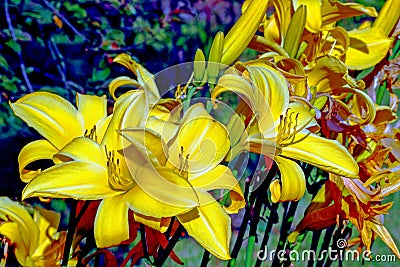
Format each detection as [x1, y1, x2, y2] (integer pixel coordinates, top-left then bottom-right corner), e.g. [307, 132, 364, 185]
[35, 206, 61, 230]
[177, 198, 231, 260]
[0, 197, 38, 255]
[270, 156, 306, 202]
[22, 161, 118, 200]
[120, 127, 168, 167]
[293, 0, 322, 33]
[336, 87, 376, 125]
[306, 55, 348, 94]
[281, 132, 359, 178]
[244, 63, 289, 129]
[54, 137, 105, 165]
[18, 140, 58, 183]
[345, 27, 392, 70]
[221, 0, 269, 65]
[321, 0, 377, 26]
[94, 196, 129, 248]
[367, 221, 400, 259]
[10, 92, 83, 149]
[189, 165, 245, 214]
[76, 93, 107, 134]
[102, 90, 148, 148]
[108, 76, 141, 100]
[0, 222, 29, 265]
[275, 57, 307, 97]
[33, 208, 59, 248]
[169, 104, 230, 176]
[266, 0, 292, 43]
[113, 54, 160, 104]
[133, 213, 171, 233]
[373, 0, 400, 36]
[124, 167, 198, 217]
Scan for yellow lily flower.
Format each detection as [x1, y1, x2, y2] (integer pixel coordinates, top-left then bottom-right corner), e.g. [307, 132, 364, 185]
[305, 55, 376, 125]
[21, 90, 149, 249]
[21, 100, 244, 259]
[221, 0, 269, 65]
[212, 62, 358, 202]
[333, 175, 400, 259]
[10, 92, 109, 182]
[261, 0, 378, 58]
[120, 103, 246, 259]
[0, 197, 66, 267]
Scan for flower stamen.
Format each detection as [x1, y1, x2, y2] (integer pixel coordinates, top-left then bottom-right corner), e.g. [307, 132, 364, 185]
[105, 146, 133, 191]
[278, 108, 313, 146]
[84, 125, 98, 142]
[176, 146, 190, 179]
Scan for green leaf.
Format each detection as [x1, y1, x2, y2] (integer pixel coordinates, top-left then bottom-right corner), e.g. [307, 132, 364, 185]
[64, 2, 87, 18]
[134, 33, 146, 45]
[5, 39, 21, 53]
[0, 55, 10, 70]
[92, 67, 111, 82]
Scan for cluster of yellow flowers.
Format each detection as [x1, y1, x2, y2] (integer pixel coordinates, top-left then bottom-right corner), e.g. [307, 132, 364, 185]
[1, 0, 400, 266]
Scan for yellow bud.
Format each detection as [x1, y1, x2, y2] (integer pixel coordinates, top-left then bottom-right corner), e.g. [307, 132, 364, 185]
[373, 0, 400, 36]
[283, 5, 307, 58]
[207, 32, 224, 85]
[193, 49, 207, 86]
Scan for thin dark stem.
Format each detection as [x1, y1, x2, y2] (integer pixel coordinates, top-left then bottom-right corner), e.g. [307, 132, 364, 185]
[316, 225, 335, 267]
[164, 217, 175, 239]
[140, 224, 151, 263]
[230, 164, 278, 267]
[154, 224, 185, 266]
[200, 249, 210, 267]
[271, 201, 299, 266]
[76, 231, 95, 267]
[307, 230, 322, 267]
[4, 0, 33, 93]
[254, 202, 279, 267]
[41, 0, 87, 40]
[61, 200, 78, 267]
[228, 178, 252, 265]
[62, 200, 91, 267]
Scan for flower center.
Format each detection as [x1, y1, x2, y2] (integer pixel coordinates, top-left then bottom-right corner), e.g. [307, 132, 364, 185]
[84, 125, 98, 142]
[105, 146, 133, 191]
[277, 108, 300, 146]
[277, 108, 312, 147]
[176, 146, 190, 179]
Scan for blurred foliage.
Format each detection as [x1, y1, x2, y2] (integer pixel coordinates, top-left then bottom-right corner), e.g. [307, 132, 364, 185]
[0, 0, 243, 196]
[0, 0, 242, 138]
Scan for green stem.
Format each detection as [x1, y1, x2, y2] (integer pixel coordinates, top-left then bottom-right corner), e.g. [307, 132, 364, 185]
[245, 236, 256, 267]
[376, 82, 387, 105]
